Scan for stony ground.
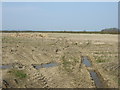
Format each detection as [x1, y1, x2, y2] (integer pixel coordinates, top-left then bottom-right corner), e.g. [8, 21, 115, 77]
[1, 33, 119, 88]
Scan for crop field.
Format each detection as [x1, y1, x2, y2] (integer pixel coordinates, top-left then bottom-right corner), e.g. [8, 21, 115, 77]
[1, 33, 119, 88]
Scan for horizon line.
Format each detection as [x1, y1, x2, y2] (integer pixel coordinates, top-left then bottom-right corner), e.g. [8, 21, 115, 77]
[1, 30, 102, 31]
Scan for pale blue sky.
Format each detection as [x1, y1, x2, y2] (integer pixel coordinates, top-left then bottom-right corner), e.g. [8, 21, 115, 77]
[2, 2, 118, 31]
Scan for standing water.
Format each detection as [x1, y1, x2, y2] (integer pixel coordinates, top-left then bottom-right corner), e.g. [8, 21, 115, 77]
[82, 56, 92, 67]
[32, 62, 58, 69]
[82, 56, 105, 88]
[89, 70, 104, 88]
[0, 65, 12, 69]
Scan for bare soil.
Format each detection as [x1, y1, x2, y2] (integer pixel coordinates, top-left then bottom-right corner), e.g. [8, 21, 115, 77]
[1, 33, 119, 88]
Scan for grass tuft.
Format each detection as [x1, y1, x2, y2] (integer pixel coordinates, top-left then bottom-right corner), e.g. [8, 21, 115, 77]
[11, 69, 27, 78]
[96, 59, 106, 63]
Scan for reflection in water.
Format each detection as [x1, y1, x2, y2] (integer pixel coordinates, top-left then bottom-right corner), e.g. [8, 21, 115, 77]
[82, 56, 104, 88]
[82, 56, 92, 67]
[32, 62, 58, 69]
[0, 65, 12, 69]
[89, 70, 104, 88]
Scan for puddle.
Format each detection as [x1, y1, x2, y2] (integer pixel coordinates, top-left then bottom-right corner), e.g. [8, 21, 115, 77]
[32, 62, 58, 69]
[0, 63, 25, 70]
[82, 56, 105, 88]
[82, 56, 92, 67]
[89, 70, 104, 88]
[0, 65, 13, 69]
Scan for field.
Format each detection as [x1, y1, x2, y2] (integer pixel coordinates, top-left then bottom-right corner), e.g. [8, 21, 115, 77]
[1, 32, 119, 88]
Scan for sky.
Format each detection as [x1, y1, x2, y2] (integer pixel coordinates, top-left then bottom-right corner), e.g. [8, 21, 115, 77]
[2, 2, 118, 31]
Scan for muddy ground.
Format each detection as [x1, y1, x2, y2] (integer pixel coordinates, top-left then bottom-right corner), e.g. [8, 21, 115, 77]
[1, 33, 119, 88]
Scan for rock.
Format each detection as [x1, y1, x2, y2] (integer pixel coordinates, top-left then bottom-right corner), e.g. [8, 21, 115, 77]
[55, 49, 59, 53]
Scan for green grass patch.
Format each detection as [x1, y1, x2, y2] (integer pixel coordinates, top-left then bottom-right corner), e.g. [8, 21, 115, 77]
[94, 51, 113, 54]
[61, 55, 73, 72]
[118, 79, 120, 86]
[96, 59, 106, 63]
[61, 55, 79, 72]
[62, 59, 71, 66]
[10, 69, 27, 79]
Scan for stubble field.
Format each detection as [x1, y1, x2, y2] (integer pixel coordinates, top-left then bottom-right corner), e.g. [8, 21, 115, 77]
[1, 33, 119, 88]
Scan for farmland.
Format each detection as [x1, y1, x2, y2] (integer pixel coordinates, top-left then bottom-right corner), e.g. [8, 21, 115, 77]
[1, 32, 119, 88]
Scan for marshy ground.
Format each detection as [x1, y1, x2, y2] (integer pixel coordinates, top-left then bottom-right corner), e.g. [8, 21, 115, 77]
[1, 33, 119, 88]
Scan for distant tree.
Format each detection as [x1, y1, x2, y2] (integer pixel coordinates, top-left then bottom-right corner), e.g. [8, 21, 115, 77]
[83, 30, 86, 32]
[101, 28, 119, 34]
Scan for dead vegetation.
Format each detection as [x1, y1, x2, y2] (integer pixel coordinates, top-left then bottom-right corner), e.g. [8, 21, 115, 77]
[1, 33, 118, 88]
